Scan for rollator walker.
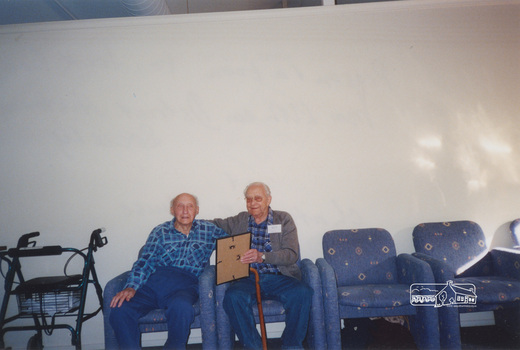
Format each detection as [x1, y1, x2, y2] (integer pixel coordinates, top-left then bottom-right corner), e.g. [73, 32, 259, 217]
[0, 228, 107, 349]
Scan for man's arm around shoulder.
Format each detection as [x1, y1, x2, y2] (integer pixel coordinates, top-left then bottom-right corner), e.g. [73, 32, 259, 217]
[212, 212, 249, 235]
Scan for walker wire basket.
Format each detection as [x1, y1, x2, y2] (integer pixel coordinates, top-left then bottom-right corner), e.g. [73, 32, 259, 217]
[14, 275, 82, 316]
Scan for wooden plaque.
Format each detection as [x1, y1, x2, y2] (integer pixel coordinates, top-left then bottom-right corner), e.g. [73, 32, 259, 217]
[216, 232, 251, 285]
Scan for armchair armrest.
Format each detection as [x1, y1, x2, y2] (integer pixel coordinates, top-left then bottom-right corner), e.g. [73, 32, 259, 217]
[301, 258, 322, 301]
[396, 253, 435, 285]
[300, 258, 326, 350]
[215, 280, 233, 349]
[397, 254, 441, 350]
[103, 271, 129, 302]
[490, 248, 520, 280]
[199, 265, 218, 348]
[199, 265, 216, 311]
[412, 252, 455, 282]
[316, 258, 340, 349]
[103, 271, 130, 350]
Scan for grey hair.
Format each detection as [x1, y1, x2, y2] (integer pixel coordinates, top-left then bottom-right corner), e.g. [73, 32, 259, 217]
[170, 193, 199, 208]
[243, 182, 271, 197]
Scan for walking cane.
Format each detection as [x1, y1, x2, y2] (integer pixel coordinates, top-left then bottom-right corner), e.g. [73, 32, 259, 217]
[250, 267, 268, 350]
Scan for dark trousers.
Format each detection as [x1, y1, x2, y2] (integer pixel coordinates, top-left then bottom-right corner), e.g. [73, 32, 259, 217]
[109, 267, 199, 350]
[223, 273, 313, 350]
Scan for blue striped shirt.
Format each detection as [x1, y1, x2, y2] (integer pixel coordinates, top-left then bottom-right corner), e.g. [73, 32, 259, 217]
[125, 219, 227, 290]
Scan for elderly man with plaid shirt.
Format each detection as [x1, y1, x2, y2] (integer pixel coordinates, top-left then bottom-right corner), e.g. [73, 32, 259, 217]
[109, 193, 227, 350]
[214, 182, 313, 350]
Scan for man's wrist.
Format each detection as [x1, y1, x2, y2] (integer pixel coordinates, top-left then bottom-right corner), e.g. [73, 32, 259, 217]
[261, 253, 266, 262]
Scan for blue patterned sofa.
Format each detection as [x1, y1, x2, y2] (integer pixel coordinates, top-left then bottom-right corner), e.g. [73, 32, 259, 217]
[103, 264, 218, 349]
[413, 220, 520, 349]
[317, 228, 440, 350]
[215, 258, 326, 349]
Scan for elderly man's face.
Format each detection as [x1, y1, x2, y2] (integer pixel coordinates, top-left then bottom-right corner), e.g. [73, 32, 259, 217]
[245, 185, 271, 222]
[170, 194, 199, 226]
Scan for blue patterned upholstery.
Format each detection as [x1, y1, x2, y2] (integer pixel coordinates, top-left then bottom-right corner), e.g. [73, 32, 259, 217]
[413, 220, 520, 349]
[510, 219, 520, 247]
[317, 229, 440, 350]
[215, 258, 327, 350]
[103, 264, 217, 349]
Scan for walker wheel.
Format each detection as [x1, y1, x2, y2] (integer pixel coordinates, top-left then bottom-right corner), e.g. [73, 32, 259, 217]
[27, 334, 43, 350]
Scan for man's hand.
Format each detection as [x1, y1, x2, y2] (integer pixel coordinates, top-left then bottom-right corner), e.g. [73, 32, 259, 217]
[110, 287, 136, 308]
[240, 249, 263, 264]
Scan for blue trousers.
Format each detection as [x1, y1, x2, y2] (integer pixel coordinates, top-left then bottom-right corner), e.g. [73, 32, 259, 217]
[109, 267, 199, 350]
[223, 273, 313, 350]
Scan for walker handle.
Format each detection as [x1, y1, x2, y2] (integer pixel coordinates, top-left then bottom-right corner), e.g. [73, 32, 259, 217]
[16, 231, 40, 248]
[8, 245, 63, 257]
[90, 228, 108, 250]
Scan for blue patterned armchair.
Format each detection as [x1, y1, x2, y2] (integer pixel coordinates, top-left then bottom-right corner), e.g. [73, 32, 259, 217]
[103, 264, 218, 349]
[413, 220, 520, 349]
[317, 228, 440, 350]
[510, 218, 520, 247]
[215, 258, 327, 349]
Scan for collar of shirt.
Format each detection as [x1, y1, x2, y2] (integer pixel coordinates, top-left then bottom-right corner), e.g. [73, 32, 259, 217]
[171, 218, 199, 236]
[247, 207, 274, 228]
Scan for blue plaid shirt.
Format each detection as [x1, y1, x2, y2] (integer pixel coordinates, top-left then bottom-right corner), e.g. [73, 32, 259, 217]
[125, 219, 227, 290]
[250, 207, 281, 274]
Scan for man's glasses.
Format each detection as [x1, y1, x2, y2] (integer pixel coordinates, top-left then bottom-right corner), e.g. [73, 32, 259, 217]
[245, 196, 264, 203]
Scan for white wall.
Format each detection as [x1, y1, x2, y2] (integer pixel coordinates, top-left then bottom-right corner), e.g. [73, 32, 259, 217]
[1, 0, 519, 348]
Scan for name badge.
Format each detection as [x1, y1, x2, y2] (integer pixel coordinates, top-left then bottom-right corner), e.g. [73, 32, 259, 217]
[268, 224, 282, 234]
